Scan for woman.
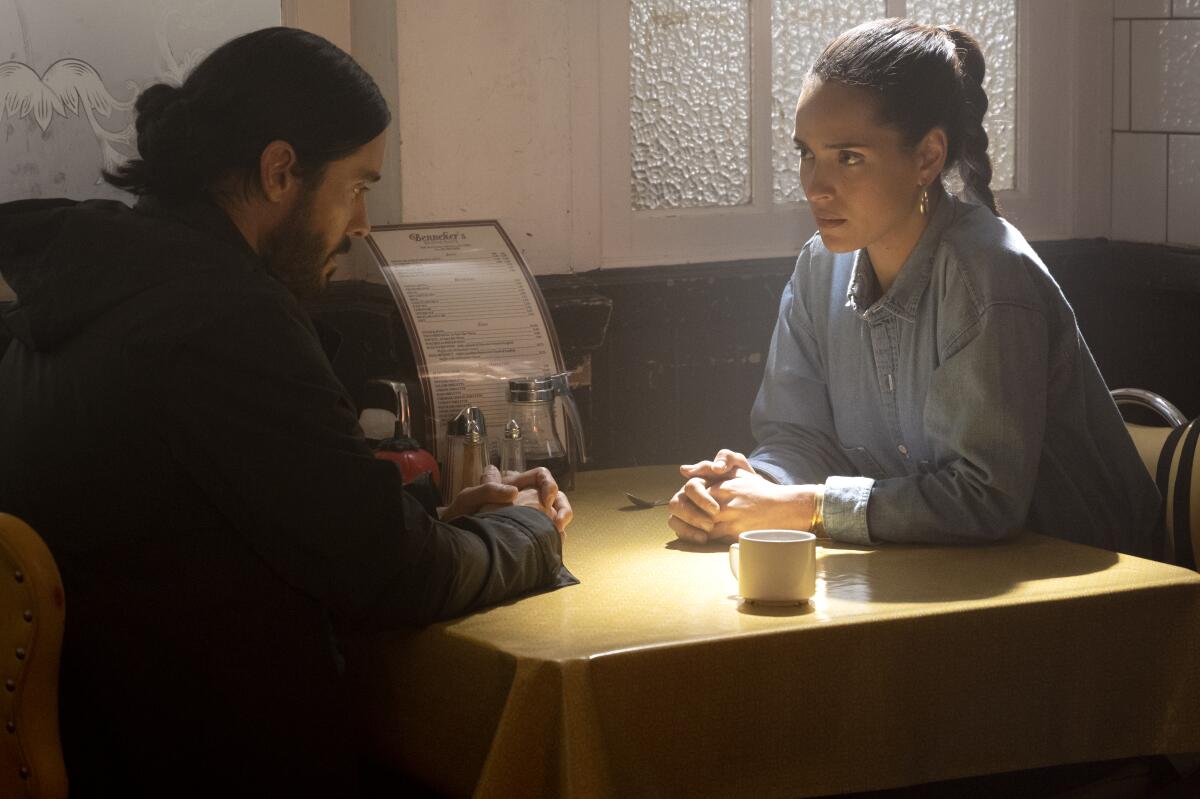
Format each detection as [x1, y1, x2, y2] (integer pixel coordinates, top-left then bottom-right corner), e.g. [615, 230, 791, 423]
[669, 19, 1162, 559]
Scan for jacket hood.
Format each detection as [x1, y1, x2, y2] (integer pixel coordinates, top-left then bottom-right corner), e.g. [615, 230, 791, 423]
[0, 197, 258, 352]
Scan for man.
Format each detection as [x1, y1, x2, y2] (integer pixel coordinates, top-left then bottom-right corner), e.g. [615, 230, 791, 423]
[0, 27, 573, 797]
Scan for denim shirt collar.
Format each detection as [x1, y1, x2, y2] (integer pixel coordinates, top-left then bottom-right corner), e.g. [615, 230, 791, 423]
[846, 185, 956, 323]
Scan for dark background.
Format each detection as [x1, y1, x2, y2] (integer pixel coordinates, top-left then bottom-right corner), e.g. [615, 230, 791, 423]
[3, 238, 1197, 469]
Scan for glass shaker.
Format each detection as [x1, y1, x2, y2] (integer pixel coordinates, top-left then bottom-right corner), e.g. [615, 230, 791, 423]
[442, 406, 489, 499]
[499, 419, 526, 475]
[506, 374, 586, 490]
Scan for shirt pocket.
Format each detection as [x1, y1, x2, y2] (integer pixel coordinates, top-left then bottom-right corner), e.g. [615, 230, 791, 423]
[838, 445, 888, 479]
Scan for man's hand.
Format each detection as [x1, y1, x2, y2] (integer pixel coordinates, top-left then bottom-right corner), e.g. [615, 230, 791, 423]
[500, 467, 573, 536]
[442, 465, 518, 522]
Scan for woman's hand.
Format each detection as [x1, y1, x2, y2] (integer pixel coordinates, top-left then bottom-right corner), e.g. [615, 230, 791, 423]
[679, 448, 758, 482]
[705, 477, 820, 541]
[668, 448, 820, 543]
[669, 449, 761, 542]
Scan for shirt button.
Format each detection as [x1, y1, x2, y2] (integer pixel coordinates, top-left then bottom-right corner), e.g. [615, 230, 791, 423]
[898, 444, 909, 457]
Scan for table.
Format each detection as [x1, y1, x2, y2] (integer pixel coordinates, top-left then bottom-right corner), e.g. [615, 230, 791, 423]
[347, 466, 1200, 798]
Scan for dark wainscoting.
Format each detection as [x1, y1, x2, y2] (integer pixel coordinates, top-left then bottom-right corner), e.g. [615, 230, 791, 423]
[2, 238, 1196, 470]
[1042, 240, 1200, 421]
[300, 238, 1199, 470]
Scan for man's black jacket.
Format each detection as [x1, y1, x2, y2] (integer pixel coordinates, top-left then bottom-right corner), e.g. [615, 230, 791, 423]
[0, 196, 574, 796]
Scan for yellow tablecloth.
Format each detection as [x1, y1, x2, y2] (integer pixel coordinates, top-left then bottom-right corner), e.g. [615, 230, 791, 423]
[347, 466, 1200, 798]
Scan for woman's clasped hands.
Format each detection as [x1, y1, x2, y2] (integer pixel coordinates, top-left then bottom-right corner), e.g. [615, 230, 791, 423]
[668, 449, 822, 544]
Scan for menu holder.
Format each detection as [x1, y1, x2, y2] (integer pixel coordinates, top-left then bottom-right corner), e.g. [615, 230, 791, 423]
[365, 220, 565, 464]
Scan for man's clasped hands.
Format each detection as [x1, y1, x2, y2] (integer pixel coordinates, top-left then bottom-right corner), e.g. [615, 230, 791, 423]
[442, 465, 573, 537]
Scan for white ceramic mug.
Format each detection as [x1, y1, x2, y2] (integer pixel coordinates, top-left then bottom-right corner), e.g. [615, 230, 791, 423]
[728, 529, 816, 605]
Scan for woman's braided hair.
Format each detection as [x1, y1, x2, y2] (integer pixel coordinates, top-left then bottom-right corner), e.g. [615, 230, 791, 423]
[812, 18, 1000, 216]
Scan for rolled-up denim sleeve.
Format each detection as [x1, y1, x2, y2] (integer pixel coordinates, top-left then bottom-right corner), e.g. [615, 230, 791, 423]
[865, 302, 1049, 544]
[823, 476, 874, 544]
[749, 260, 857, 488]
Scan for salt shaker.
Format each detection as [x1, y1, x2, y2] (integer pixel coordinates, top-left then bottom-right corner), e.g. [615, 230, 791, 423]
[499, 419, 525, 475]
[442, 406, 489, 498]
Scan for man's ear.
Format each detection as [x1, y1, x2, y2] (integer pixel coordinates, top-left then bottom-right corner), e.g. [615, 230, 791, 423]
[916, 127, 948, 186]
[258, 140, 300, 203]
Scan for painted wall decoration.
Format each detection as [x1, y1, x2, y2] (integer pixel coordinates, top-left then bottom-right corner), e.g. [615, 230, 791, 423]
[0, 0, 280, 204]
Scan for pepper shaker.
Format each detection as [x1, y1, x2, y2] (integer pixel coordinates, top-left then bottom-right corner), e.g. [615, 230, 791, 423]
[500, 419, 525, 475]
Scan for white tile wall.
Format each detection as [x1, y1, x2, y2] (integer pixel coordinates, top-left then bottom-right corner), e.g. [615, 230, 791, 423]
[1130, 20, 1200, 132]
[1115, 0, 1171, 16]
[1112, 133, 1168, 241]
[1174, 0, 1200, 18]
[1112, 8, 1200, 246]
[1168, 135, 1200, 244]
[1114, 21, 1131, 129]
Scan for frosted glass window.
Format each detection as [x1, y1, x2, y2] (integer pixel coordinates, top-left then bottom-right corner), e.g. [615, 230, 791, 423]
[908, 0, 1017, 192]
[771, 1, 888, 203]
[630, 0, 751, 210]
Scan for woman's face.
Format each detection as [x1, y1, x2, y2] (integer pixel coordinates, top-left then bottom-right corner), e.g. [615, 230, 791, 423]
[792, 78, 938, 265]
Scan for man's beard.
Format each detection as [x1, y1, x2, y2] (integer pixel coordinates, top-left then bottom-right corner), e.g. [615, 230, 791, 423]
[261, 191, 351, 300]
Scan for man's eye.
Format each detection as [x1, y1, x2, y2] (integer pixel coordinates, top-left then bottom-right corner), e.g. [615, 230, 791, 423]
[840, 151, 863, 166]
[794, 145, 813, 160]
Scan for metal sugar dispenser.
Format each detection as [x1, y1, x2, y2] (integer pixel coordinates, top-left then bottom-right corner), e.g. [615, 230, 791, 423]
[442, 406, 490, 499]
[506, 373, 586, 490]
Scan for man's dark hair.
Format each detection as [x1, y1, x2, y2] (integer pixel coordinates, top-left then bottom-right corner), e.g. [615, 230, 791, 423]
[105, 27, 390, 202]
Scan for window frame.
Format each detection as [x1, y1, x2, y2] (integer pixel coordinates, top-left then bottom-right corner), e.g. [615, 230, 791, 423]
[590, 0, 1098, 269]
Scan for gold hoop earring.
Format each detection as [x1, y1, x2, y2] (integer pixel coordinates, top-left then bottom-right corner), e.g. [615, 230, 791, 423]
[918, 186, 929, 216]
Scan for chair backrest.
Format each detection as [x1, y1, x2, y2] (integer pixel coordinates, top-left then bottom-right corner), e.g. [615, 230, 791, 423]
[1113, 389, 1199, 571]
[1150, 419, 1200, 570]
[0, 514, 67, 799]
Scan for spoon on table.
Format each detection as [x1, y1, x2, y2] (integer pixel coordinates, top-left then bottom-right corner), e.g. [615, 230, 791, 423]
[623, 491, 670, 509]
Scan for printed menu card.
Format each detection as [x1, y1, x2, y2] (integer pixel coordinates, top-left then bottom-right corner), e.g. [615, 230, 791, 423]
[366, 221, 564, 461]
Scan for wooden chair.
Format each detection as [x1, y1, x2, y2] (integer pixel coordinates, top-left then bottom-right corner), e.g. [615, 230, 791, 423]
[1112, 388, 1200, 570]
[0, 514, 67, 799]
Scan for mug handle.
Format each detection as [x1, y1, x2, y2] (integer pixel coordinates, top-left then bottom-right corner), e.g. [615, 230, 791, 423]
[728, 542, 739, 578]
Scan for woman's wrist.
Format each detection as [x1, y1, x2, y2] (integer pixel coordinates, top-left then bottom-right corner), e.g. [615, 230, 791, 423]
[809, 484, 827, 537]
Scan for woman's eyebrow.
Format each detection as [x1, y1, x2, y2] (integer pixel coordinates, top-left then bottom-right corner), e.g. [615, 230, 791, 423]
[792, 135, 870, 150]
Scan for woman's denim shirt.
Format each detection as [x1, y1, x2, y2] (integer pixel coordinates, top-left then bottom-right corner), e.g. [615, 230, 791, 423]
[749, 189, 1163, 559]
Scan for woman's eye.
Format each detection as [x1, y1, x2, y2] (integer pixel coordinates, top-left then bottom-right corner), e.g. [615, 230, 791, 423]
[840, 151, 864, 166]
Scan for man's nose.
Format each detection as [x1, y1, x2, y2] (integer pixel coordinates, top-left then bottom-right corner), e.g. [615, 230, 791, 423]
[347, 203, 371, 238]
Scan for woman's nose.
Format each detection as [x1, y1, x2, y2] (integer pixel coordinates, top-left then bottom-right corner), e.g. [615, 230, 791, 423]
[803, 163, 834, 202]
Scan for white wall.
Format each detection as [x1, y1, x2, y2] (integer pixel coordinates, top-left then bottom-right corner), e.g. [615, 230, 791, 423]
[6, 2, 1173, 298]
[392, 1, 576, 275]
[1112, 0, 1200, 246]
[383, 0, 1123, 275]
